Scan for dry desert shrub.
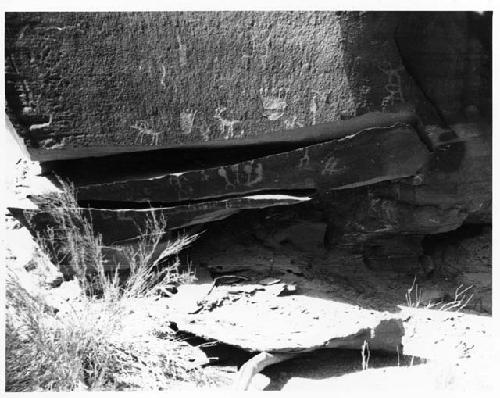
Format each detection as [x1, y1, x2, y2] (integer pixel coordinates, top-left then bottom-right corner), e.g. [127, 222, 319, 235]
[5, 179, 204, 391]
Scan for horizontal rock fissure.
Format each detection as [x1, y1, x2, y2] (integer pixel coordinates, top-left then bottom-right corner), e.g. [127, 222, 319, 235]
[76, 189, 317, 209]
[41, 141, 321, 186]
[10, 194, 312, 245]
[421, 222, 490, 254]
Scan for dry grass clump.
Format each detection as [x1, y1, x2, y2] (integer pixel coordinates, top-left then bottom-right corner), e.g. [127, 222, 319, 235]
[6, 271, 119, 391]
[28, 180, 104, 282]
[6, 270, 210, 391]
[119, 211, 198, 298]
[6, 179, 205, 391]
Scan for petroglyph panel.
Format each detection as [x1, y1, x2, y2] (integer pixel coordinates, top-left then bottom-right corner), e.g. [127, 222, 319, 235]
[5, 12, 444, 158]
[75, 125, 429, 202]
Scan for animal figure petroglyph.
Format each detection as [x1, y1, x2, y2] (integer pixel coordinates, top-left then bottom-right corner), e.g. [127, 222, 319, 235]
[29, 114, 53, 132]
[132, 121, 161, 145]
[283, 115, 304, 130]
[214, 107, 242, 140]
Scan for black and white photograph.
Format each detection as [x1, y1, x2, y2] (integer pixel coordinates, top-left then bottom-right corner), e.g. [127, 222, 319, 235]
[1, 1, 496, 393]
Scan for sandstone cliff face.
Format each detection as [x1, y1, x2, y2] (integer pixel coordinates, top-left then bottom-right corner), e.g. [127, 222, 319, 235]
[5, 11, 491, 312]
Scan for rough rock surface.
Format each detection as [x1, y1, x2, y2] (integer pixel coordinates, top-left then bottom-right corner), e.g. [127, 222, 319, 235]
[6, 12, 446, 158]
[423, 225, 492, 313]
[171, 280, 405, 353]
[395, 12, 492, 126]
[186, 205, 490, 314]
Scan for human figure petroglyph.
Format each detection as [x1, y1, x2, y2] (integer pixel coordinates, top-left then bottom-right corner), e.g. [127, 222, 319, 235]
[378, 62, 405, 109]
[310, 91, 323, 126]
[200, 119, 211, 142]
[169, 173, 188, 198]
[177, 34, 187, 68]
[218, 167, 235, 190]
[180, 109, 197, 135]
[160, 64, 167, 88]
[230, 164, 241, 185]
[217, 162, 263, 189]
[359, 85, 372, 109]
[200, 170, 210, 181]
[298, 147, 311, 169]
[132, 121, 161, 145]
[244, 162, 264, 186]
[214, 107, 242, 140]
[241, 53, 251, 70]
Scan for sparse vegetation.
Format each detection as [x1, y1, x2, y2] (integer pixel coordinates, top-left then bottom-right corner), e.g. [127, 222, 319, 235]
[405, 277, 425, 308]
[361, 340, 370, 371]
[437, 284, 474, 312]
[5, 179, 205, 391]
[405, 276, 474, 312]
